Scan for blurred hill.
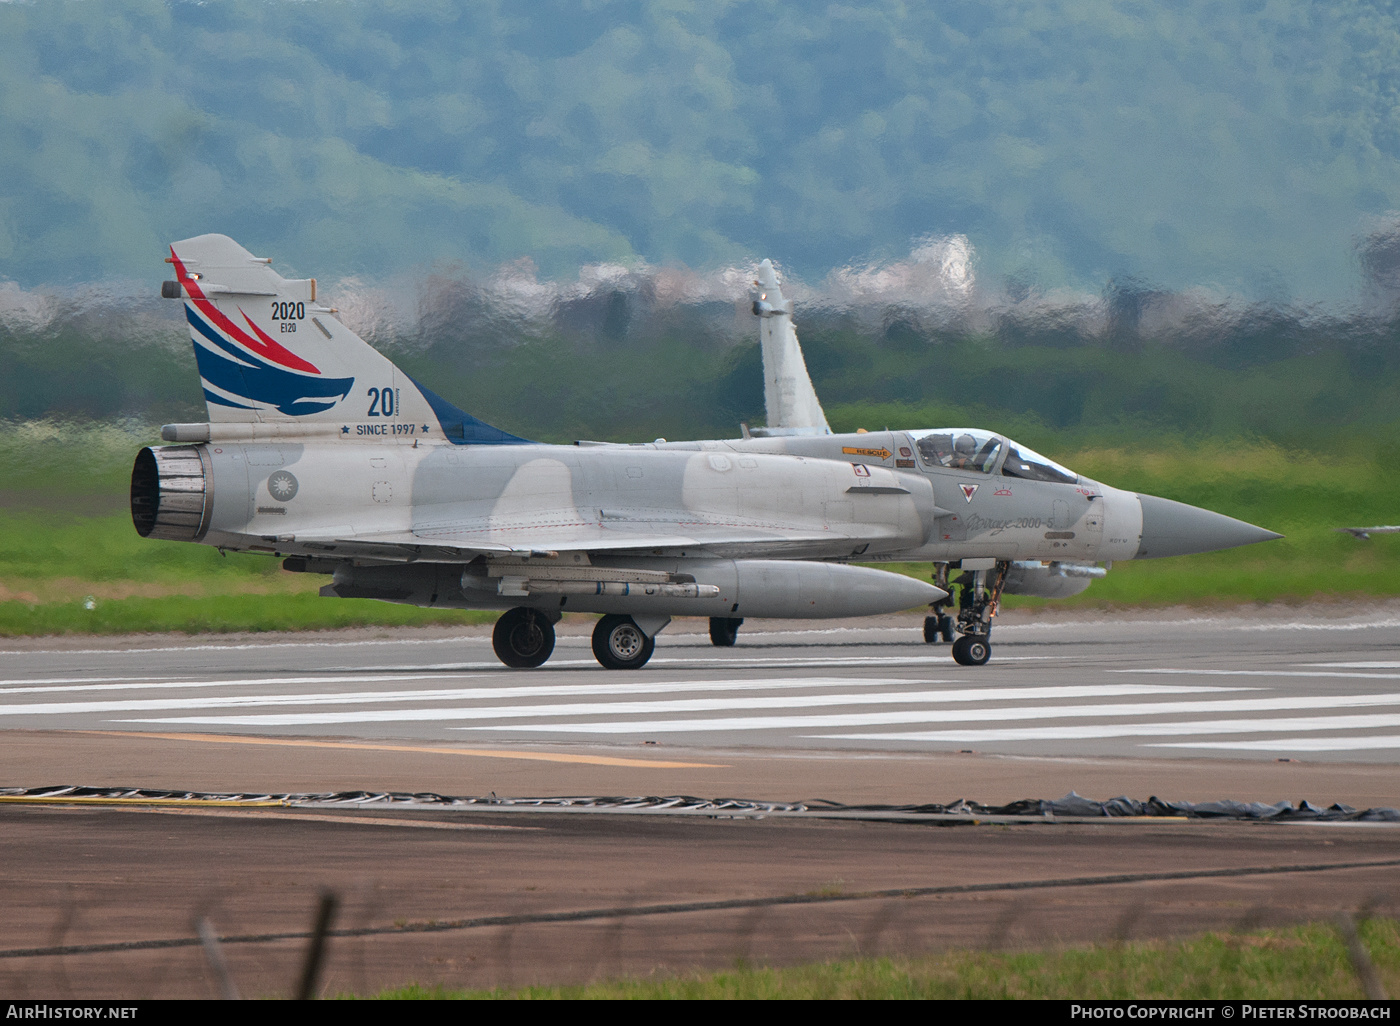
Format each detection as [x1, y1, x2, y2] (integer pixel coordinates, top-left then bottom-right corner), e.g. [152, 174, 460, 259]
[7, 1, 1400, 454]
[4, 1, 1400, 302]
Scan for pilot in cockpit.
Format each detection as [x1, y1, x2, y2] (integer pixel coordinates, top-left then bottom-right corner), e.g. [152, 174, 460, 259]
[948, 433, 979, 469]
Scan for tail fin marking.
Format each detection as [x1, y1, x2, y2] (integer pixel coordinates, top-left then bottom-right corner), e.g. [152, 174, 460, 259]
[167, 234, 532, 444]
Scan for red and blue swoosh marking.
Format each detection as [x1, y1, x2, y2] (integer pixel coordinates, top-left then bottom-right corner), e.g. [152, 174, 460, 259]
[171, 248, 353, 416]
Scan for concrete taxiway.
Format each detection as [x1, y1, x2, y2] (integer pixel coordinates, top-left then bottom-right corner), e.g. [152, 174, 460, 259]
[2, 605, 1398, 997]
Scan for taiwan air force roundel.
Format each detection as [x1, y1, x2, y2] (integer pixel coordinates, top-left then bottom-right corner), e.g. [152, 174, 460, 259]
[268, 471, 299, 502]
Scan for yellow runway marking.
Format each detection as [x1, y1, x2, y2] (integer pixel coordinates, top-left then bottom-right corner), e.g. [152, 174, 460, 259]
[79, 730, 726, 769]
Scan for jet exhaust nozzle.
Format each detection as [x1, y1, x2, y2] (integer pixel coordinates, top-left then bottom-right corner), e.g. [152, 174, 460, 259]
[131, 446, 213, 542]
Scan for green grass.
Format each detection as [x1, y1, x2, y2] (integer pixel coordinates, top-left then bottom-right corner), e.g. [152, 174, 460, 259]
[2, 422, 1397, 634]
[0, 593, 497, 636]
[364, 918, 1400, 999]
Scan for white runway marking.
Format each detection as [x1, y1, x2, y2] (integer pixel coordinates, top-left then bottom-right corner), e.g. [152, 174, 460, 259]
[1234, 619, 1400, 632]
[337, 655, 1055, 673]
[0, 671, 963, 705]
[1308, 662, 1400, 669]
[648, 656, 1042, 668]
[1150, 736, 1400, 752]
[0, 673, 491, 697]
[117, 684, 1246, 728]
[422, 695, 1400, 736]
[6, 627, 1399, 758]
[0, 676, 169, 688]
[2, 676, 940, 716]
[814, 713, 1400, 744]
[1116, 669, 1400, 680]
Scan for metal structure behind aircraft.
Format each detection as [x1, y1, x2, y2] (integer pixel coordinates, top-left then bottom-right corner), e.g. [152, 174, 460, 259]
[136, 235, 945, 670]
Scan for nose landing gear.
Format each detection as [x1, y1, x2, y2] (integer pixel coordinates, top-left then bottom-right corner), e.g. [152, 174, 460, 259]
[951, 634, 991, 666]
[948, 560, 1009, 667]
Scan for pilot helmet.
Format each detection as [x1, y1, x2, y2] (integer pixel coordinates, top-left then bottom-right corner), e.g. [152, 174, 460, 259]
[954, 434, 977, 455]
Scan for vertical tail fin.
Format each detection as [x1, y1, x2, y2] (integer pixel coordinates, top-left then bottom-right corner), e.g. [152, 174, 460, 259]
[751, 259, 831, 436]
[164, 234, 527, 443]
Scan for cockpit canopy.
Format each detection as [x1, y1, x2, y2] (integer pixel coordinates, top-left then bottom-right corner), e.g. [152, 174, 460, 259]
[911, 429, 1003, 473]
[908, 429, 1078, 484]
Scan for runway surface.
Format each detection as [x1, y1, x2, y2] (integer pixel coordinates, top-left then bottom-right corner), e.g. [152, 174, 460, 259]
[3, 806, 1399, 998]
[4, 607, 1400, 997]
[3, 607, 1399, 763]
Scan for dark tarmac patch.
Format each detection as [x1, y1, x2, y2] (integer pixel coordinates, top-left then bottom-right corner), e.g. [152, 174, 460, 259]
[3, 804, 1398, 998]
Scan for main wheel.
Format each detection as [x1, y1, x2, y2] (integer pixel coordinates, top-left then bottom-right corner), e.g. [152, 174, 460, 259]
[709, 616, 743, 647]
[951, 635, 991, 666]
[492, 607, 556, 668]
[939, 614, 955, 642]
[592, 614, 656, 670]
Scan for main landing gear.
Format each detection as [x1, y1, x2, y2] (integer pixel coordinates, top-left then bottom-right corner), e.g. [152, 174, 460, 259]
[709, 616, 743, 647]
[491, 607, 557, 668]
[593, 614, 656, 670]
[939, 560, 1010, 667]
[923, 564, 955, 644]
[489, 607, 666, 670]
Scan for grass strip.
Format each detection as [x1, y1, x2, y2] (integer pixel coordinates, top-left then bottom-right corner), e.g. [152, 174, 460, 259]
[365, 918, 1400, 999]
[0, 593, 496, 636]
[3, 431, 1400, 633]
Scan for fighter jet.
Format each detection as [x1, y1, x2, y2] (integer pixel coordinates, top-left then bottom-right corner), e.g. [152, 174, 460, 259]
[1337, 526, 1400, 539]
[747, 261, 830, 438]
[636, 259, 1282, 664]
[135, 235, 947, 670]
[136, 236, 1279, 670]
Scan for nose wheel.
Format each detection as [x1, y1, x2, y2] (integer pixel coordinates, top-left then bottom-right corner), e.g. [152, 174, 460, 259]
[593, 614, 656, 670]
[947, 560, 1009, 667]
[492, 607, 557, 668]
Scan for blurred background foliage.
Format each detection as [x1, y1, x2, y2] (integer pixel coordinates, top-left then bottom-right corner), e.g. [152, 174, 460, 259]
[5, 1, 1400, 300]
[4, 1, 1400, 627]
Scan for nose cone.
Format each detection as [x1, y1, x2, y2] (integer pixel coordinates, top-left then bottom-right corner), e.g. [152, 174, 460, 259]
[1134, 493, 1283, 559]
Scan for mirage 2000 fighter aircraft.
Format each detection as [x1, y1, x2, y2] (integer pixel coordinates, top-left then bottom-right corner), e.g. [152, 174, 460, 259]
[633, 260, 1284, 664]
[134, 235, 1280, 670]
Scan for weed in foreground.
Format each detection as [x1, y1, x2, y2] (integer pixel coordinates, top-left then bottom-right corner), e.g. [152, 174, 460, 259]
[358, 919, 1400, 1000]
